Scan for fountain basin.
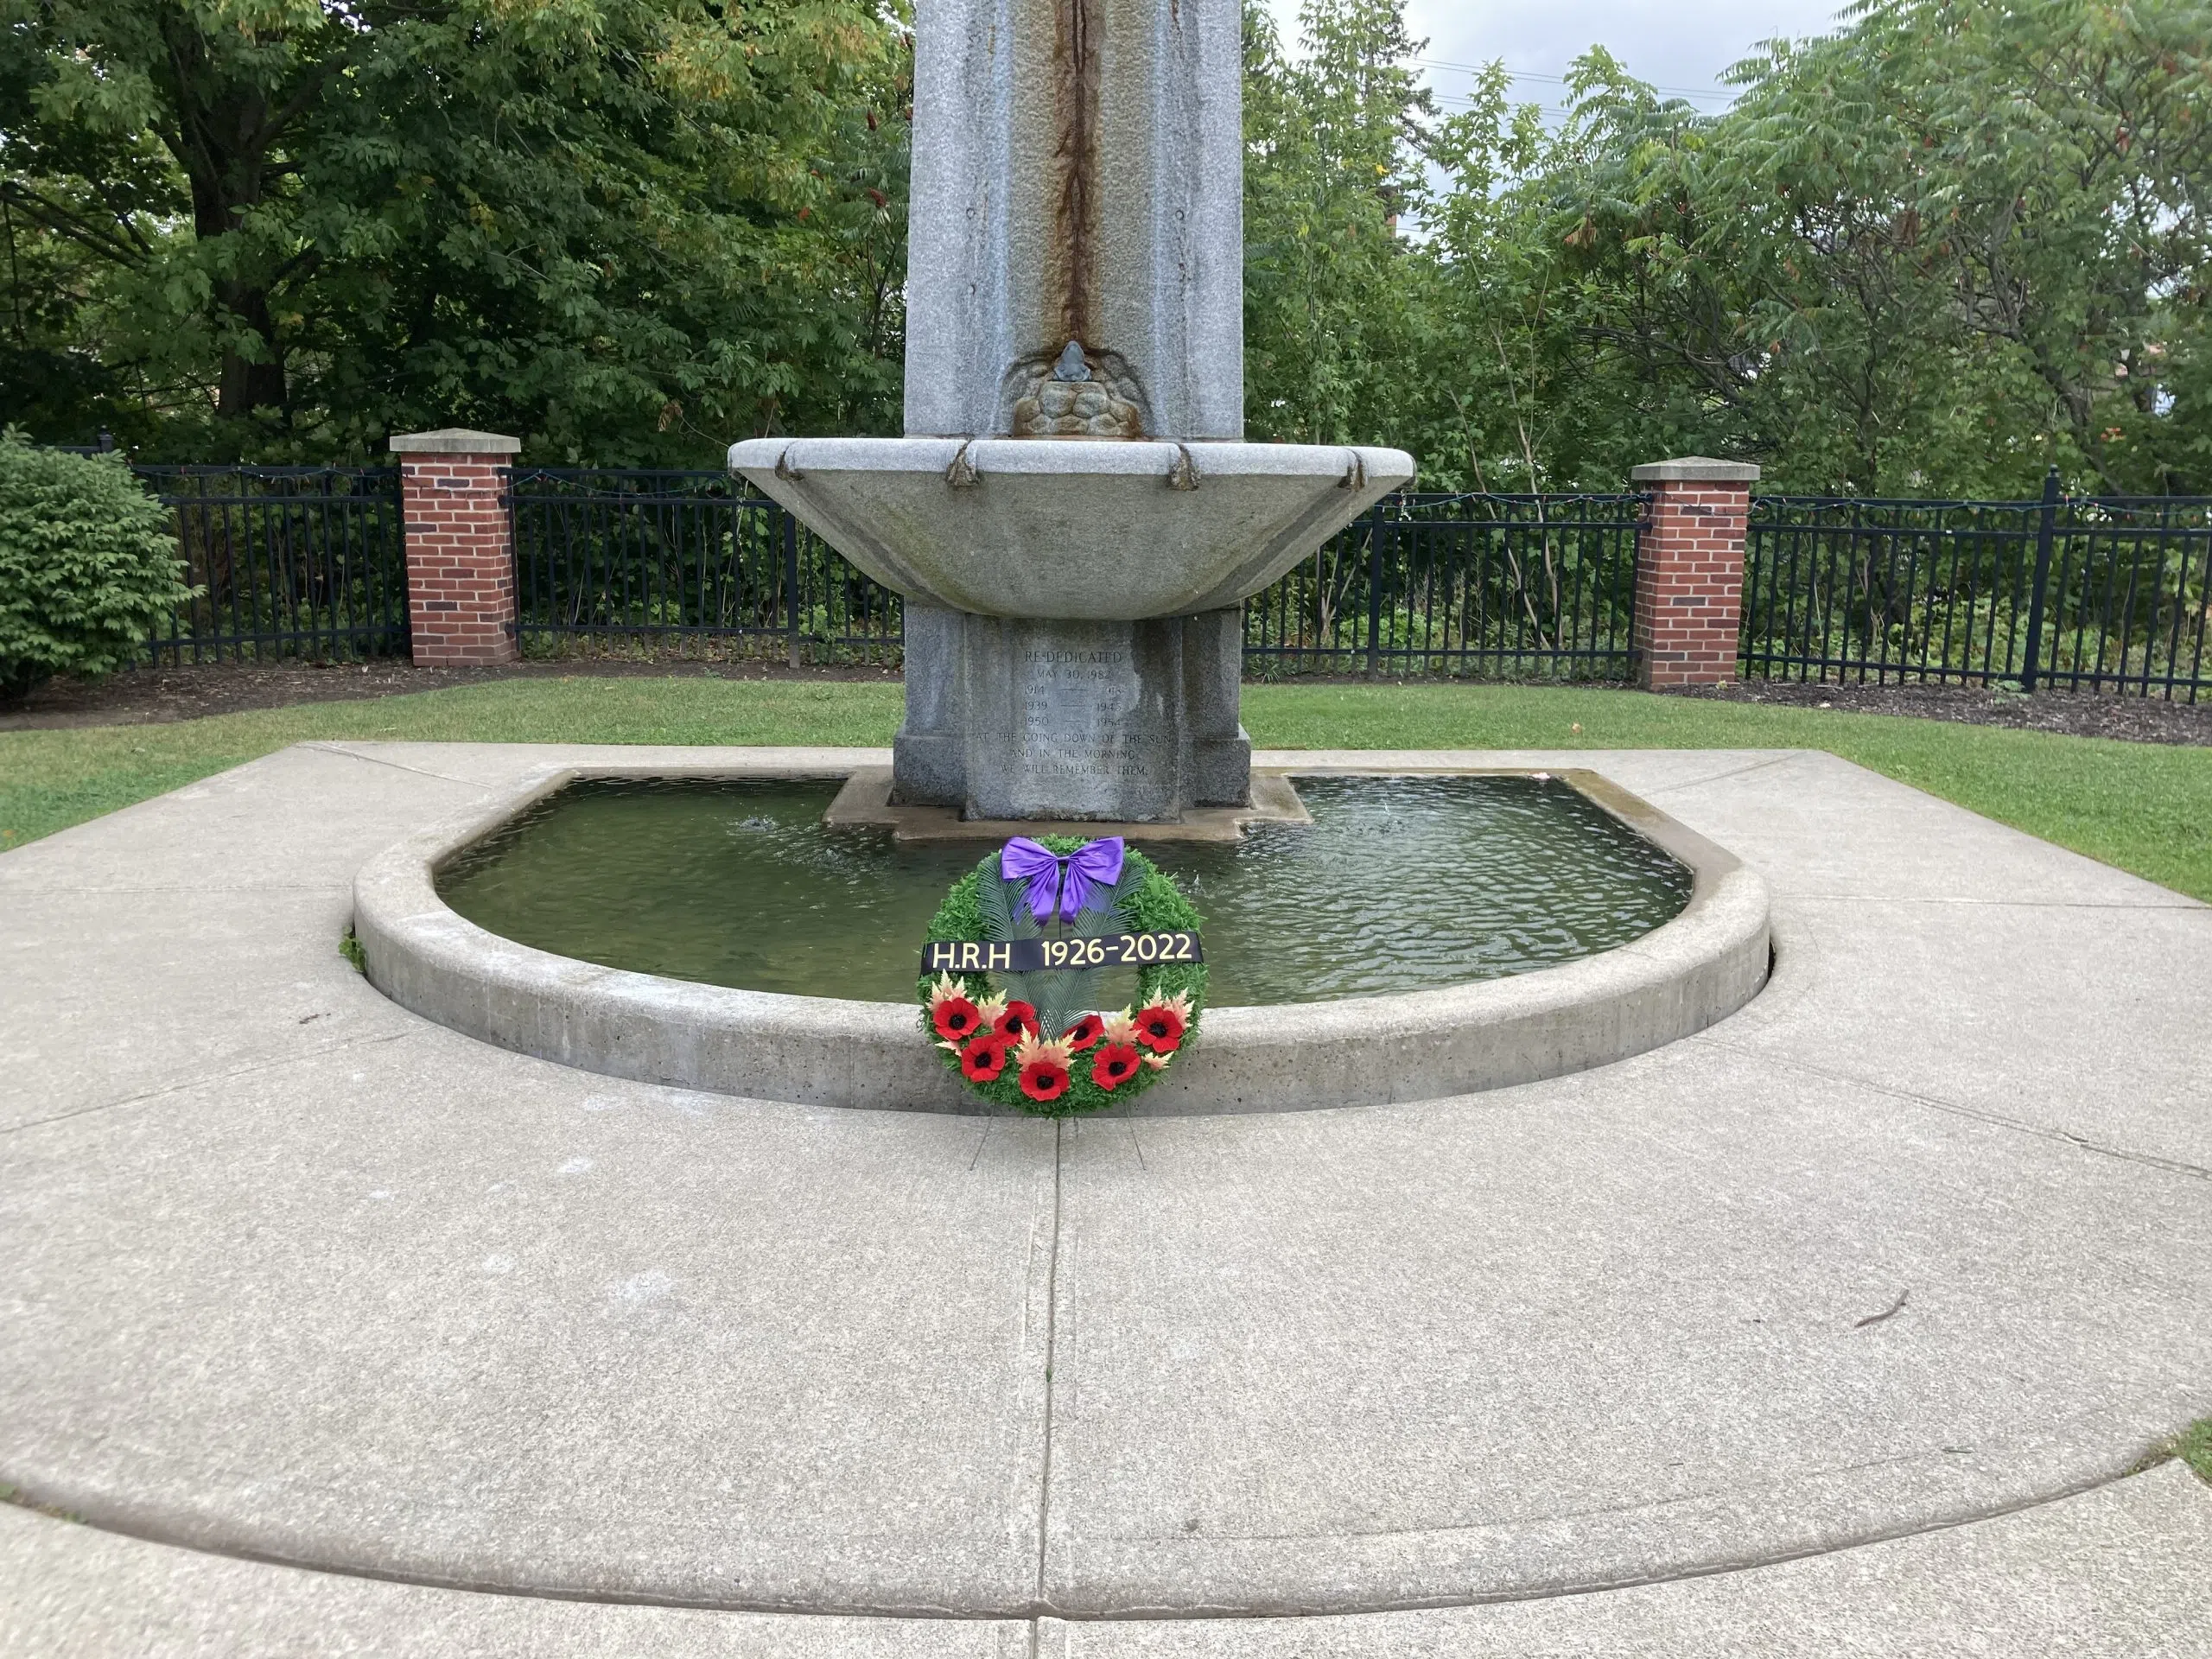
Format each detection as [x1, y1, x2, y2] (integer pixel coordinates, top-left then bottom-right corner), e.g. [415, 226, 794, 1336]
[727, 437, 1415, 619]
[352, 759, 1770, 1114]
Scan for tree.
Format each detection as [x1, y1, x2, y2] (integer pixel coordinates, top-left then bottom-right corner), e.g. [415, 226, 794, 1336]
[0, 0, 911, 461]
[10, 0, 2209, 490]
[1241, 0, 1438, 451]
[1540, 0, 2212, 493]
[1246, 0, 2212, 495]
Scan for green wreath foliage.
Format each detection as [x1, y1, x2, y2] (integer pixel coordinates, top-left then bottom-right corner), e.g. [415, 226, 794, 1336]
[918, 836, 1205, 1116]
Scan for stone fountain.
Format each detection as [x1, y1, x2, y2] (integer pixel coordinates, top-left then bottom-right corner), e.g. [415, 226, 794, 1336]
[356, 20, 1768, 1114]
[346, 0, 1769, 1132]
[731, 0, 1412, 823]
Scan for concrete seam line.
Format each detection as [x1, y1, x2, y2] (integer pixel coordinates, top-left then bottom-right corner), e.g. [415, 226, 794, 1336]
[1689, 1033, 2212, 1181]
[1775, 893, 2209, 912]
[0, 882, 351, 896]
[1034, 1121, 1064, 1604]
[297, 741, 508, 789]
[0, 1031, 412, 1140]
[1636, 751, 1805, 798]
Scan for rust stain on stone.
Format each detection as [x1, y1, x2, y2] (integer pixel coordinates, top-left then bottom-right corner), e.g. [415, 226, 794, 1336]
[1048, 0, 1100, 349]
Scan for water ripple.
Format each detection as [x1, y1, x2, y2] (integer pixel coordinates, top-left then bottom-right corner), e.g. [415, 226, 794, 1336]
[439, 775, 1690, 1007]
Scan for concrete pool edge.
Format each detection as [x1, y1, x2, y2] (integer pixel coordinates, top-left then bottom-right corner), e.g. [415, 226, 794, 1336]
[350, 754, 1771, 1115]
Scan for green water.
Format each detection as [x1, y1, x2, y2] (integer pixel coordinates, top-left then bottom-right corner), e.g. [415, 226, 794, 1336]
[436, 774, 1691, 1007]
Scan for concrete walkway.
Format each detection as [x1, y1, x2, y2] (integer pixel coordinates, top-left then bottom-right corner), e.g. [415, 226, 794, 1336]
[1, 743, 2208, 1653]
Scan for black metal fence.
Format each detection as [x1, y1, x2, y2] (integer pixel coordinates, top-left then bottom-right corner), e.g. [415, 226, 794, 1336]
[1243, 492, 1644, 677]
[110, 460, 2212, 698]
[508, 468, 901, 663]
[138, 466, 409, 664]
[505, 478, 1643, 677]
[1743, 474, 2212, 700]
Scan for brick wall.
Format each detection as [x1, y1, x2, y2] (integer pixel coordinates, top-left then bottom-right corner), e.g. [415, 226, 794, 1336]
[390, 430, 520, 666]
[1629, 458, 1760, 690]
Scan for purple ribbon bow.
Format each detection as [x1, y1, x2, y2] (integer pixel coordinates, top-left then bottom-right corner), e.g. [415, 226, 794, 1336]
[1001, 836, 1125, 925]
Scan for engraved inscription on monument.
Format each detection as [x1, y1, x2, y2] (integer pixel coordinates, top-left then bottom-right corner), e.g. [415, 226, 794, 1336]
[963, 618, 1182, 821]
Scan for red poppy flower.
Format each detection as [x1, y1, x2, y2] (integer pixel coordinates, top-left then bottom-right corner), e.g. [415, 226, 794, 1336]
[931, 994, 982, 1042]
[1018, 1055, 1070, 1103]
[1090, 1042, 1141, 1090]
[1063, 1013, 1105, 1052]
[1134, 1002, 1185, 1054]
[995, 1000, 1039, 1040]
[960, 1033, 1008, 1082]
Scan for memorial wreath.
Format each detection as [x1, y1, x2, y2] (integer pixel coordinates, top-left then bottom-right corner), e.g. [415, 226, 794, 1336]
[918, 835, 1206, 1115]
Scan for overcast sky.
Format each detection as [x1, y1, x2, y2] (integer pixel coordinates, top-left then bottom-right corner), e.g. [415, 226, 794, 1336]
[1270, 0, 1851, 114]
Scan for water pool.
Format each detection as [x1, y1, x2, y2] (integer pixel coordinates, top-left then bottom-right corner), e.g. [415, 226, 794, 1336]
[436, 772, 1692, 1007]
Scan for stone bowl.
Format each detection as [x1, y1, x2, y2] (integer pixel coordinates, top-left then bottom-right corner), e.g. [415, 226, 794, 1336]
[727, 437, 1416, 620]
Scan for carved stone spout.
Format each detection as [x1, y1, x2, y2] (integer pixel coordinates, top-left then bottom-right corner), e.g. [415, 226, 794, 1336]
[903, 0, 1245, 444]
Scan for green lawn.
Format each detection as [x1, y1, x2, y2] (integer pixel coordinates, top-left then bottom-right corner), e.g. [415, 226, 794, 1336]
[2171, 1420, 2212, 1486]
[2167, 1424, 2212, 1486]
[2, 675, 2207, 901]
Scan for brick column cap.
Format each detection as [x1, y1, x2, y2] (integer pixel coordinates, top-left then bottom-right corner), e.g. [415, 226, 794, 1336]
[1630, 455, 1760, 483]
[389, 428, 522, 456]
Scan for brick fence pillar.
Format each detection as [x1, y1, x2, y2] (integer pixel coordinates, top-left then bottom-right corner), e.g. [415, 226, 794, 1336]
[1629, 455, 1761, 690]
[389, 428, 522, 665]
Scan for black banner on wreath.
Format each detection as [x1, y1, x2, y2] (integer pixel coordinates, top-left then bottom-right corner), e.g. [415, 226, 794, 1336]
[921, 931, 1203, 977]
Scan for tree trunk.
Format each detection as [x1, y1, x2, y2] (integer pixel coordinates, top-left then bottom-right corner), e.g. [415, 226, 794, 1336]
[215, 280, 288, 420]
[188, 161, 288, 423]
[164, 15, 290, 424]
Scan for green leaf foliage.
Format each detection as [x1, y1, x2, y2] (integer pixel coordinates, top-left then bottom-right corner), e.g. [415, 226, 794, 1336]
[6, 0, 2206, 492]
[0, 0, 912, 461]
[1243, 0, 2212, 495]
[0, 434, 194, 698]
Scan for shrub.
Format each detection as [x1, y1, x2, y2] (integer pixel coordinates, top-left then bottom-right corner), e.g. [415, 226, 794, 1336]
[0, 434, 193, 700]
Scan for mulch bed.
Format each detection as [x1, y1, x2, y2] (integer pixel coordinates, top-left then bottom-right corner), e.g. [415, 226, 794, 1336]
[1667, 677, 2212, 747]
[0, 657, 901, 732]
[2, 658, 2204, 747]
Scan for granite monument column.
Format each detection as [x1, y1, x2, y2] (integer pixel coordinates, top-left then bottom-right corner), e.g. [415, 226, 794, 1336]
[891, 0, 1252, 820]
